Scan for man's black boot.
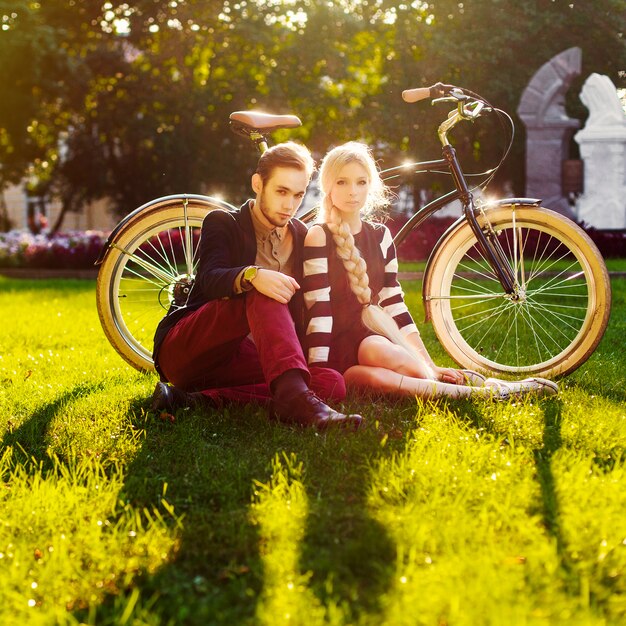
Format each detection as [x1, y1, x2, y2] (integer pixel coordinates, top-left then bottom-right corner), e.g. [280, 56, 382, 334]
[151, 382, 215, 412]
[269, 389, 363, 431]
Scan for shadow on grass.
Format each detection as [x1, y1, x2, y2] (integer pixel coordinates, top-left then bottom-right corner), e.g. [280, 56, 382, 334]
[1, 382, 104, 466]
[73, 397, 399, 625]
[454, 399, 573, 567]
[532, 400, 572, 573]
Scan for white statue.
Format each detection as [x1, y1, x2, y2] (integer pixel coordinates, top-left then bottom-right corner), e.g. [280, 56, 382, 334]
[575, 73, 626, 229]
[580, 73, 626, 128]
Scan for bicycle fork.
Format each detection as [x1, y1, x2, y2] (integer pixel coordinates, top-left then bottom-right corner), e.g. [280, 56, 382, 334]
[443, 146, 517, 295]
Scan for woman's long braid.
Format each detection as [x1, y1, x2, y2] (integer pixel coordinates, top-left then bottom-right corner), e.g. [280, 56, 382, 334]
[326, 217, 418, 360]
[326, 220, 371, 306]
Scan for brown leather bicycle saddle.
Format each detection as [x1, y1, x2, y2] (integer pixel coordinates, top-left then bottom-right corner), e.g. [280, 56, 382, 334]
[229, 111, 302, 135]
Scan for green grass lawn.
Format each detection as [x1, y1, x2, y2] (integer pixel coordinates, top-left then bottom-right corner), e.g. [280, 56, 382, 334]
[399, 258, 626, 274]
[1, 275, 625, 626]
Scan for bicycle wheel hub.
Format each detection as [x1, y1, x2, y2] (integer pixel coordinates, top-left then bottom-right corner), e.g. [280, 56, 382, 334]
[169, 275, 195, 306]
[506, 286, 527, 303]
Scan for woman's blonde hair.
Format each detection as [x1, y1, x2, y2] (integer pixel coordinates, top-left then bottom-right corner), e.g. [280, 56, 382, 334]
[318, 142, 417, 357]
[318, 141, 390, 223]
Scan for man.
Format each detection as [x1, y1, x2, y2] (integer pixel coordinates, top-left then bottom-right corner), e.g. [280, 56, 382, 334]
[151, 141, 362, 430]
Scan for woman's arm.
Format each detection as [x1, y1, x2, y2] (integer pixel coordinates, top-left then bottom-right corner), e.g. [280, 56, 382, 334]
[377, 225, 418, 335]
[377, 225, 465, 385]
[302, 225, 333, 366]
[405, 331, 466, 384]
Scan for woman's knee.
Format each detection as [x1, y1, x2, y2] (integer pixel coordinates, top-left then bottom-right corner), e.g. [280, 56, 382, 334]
[357, 335, 402, 368]
[345, 365, 386, 390]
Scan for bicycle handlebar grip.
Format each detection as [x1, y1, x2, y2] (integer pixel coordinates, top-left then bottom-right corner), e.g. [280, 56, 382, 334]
[402, 82, 457, 103]
[401, 87, 431, 103]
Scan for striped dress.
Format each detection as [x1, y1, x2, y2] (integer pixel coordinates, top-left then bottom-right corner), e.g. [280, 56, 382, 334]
[303, 221, 418, 373]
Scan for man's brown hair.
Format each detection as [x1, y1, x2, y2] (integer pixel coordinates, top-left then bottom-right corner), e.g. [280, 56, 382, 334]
[256, 141, 315, 183]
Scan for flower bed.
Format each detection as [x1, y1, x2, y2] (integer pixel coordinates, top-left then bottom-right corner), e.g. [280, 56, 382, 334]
[0, 219, 623, 271]
[583, 225, 626, 258]
[0, 230, 108, 269]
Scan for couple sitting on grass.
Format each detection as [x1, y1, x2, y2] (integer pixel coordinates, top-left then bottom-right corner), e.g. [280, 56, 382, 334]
[151, 140, 557, 430]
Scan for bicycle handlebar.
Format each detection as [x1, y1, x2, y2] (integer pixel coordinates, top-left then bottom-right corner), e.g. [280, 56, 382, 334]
[400, 83, 514, 202]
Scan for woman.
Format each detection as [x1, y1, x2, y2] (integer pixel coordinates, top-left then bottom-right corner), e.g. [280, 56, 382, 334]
[302, 142, 557, 400]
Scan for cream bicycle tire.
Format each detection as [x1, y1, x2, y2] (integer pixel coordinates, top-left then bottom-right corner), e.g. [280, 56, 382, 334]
[424, 206, 611, 378]
[96, 195, 233, 372]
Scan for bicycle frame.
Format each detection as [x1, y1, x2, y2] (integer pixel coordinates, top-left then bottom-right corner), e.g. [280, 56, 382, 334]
[379, 102, 525, 296]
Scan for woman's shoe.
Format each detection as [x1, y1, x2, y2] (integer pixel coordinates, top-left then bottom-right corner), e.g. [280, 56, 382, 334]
[460, 369, 487, 386]
[519, 377, 559, 396]
[484, 377, 558, 399]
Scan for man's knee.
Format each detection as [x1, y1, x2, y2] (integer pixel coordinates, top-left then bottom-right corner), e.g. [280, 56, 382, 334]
[309, 366, 346, 402]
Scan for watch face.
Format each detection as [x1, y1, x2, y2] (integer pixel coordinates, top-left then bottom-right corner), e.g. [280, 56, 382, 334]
[244, 266, 258, 282]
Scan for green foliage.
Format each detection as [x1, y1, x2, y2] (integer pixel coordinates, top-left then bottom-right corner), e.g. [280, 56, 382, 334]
[0, 275, 625, 624]
[1, 1, 624, 225]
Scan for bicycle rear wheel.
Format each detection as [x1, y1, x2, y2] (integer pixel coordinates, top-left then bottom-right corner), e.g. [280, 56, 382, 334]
[96, 195, 234, 372]
[424, 206, 611, 378]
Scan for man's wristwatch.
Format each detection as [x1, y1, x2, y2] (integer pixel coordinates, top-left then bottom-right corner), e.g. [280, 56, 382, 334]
[242, 265, 259, 290]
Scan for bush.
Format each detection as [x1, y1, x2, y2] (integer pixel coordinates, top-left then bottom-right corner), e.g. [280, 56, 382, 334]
[582, 226, 626, 258]
[0, 230, 108, 269]
[389, 215, 626, 261]
[388, 216, 459, 261]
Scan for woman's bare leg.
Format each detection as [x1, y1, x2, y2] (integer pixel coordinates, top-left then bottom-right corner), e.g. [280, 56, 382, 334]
[352, 337, 556, 398]
[357, 335, 487, 386]
[344, 365, 495, 400]
[357, 335, 436, 380]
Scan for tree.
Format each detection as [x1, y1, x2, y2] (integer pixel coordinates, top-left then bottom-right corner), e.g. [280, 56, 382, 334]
[1, 0, 624, 231]
[403, 0, 626, 194]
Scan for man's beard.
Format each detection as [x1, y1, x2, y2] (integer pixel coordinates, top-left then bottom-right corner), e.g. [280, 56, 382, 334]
[257, 190, 289, 228]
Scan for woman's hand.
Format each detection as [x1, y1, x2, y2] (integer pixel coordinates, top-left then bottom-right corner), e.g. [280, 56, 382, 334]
[433, 366, 466, 385]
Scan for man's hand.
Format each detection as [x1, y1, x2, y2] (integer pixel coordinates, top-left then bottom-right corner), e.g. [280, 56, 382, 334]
[252, 269, 300, 303]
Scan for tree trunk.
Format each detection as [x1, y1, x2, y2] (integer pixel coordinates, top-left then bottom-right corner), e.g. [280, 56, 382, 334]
[49, 190, 76, 235]
[0, 192, 12, 231]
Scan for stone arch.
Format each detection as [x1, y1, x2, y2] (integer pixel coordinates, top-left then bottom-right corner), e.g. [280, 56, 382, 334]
[517, 47, 582, 215]
[518, 47, 582, 124]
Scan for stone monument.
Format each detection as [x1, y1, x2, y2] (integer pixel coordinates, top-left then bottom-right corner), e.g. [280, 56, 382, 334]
[517, 47, 582, 216]
[574, 73, 626, 229]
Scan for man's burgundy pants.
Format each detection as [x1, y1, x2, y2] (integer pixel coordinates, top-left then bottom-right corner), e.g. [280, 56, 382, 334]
[157, 290, 345, 405]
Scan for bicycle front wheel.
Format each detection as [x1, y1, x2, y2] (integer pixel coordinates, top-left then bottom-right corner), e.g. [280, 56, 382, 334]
[96, 195, 233, 372]
[425, 206, 611, 378]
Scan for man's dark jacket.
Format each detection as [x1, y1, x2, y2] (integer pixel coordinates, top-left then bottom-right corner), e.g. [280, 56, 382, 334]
[152, 201, 308, 378]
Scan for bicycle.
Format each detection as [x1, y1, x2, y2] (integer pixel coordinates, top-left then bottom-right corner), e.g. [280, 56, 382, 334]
[95, 84, 611, 378]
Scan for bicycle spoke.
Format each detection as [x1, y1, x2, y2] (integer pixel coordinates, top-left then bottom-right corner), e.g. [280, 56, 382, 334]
[530, 267, 585, 295]
[435, 293, 505, 300]
[517, 225, 527, 289]
[493, 305, 525, 365]
[133, 233, 175, 274]
[150, 230, 179, 278]
[459, 300, 512, 354]
[456, 260, 499, 283]
[525, 299, 586, 335]
[433, 214, 602, 370]
[183, 198, 194, 276]
[112, 243, 174, 285]
[514, 305, 553, 363]
[114, 223, 203, 356]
